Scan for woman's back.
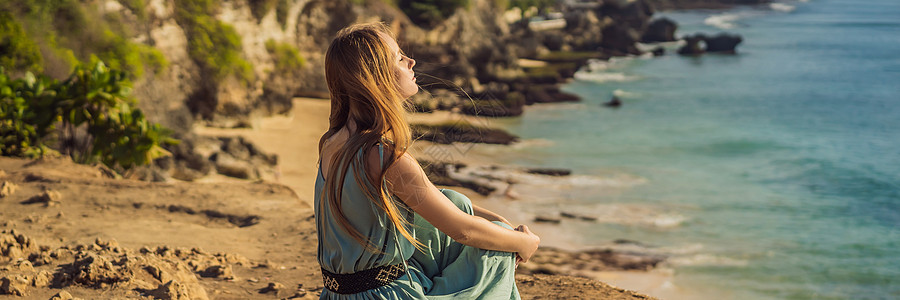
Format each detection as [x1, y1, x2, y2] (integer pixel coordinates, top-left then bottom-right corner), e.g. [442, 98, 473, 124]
[314, 139, 414, 274]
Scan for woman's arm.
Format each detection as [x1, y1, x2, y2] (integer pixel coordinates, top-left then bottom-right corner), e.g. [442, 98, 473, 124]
[366, 148, 540, 261]
[473, 204, 512, 227]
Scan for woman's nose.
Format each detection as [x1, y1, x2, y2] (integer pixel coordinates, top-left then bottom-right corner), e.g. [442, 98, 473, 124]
[409, 58, 416, 68]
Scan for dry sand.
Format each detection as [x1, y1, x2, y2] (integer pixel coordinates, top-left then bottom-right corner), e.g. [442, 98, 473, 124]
[0, 98, 660, 299]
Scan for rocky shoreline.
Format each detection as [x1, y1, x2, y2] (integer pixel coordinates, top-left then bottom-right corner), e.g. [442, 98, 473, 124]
[0, 0, 769, 298]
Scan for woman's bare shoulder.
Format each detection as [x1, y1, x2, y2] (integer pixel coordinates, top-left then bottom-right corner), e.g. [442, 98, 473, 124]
[362, 142, 417, 178]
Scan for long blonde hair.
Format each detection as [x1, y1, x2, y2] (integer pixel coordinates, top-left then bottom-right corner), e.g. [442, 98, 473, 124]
[318, 23, 421, 251]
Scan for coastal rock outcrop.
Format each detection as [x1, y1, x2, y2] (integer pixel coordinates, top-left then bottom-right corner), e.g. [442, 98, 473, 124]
[641, 17, 678, 42]
[678, 34, 708, 55]
[704, 33, 744, 53]
[677, 33, 743, 55]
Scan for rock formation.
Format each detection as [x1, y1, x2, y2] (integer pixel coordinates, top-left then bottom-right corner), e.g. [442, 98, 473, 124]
[678, 32, 743, 55]
[641, 17, 678, 42]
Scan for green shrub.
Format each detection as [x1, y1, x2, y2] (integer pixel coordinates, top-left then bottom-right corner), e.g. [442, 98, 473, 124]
[397, 0, 470, 28]
[0, 71, 58, 157]
[2, 0, 167, 78]
[247, 0, 290, 28]
[175, 0, 254, 83]
[0, 12, 43, 73]
[94, 30, 168, 78]
[275, 0, 290, 29]
[118, 0, 147, 21]
[249, 0, 277, 22]
[265, 39, 305, 75]
[0, 62, 177, 169]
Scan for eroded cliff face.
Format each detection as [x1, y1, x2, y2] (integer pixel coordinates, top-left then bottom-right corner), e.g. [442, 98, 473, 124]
[113, 0, 522, 129]
[105, 0, 662, 130]
[399, 0, 521, 90]
[125, 0, 361, 130]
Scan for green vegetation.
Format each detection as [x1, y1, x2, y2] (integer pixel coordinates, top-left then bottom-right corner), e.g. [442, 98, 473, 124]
[93, 30, 168, 78]
[536, 51, 606, 62]
[265, 39, 305, 75]
[174, 0, 254, 83]
[523, 62, 574, 76]
[275, 0, 290, 29]
[397, 0, 470, 28]
[0, 12, 43, 73]
[118, 0, 147, 21]
[248, 0, 291, 28]
[0, 0, 167, 78]
[249, 0, 277, 22]
[0, 62, 176, 169]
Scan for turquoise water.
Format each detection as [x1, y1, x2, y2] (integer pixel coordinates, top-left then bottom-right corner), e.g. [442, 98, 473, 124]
[477, 0, 900, 299]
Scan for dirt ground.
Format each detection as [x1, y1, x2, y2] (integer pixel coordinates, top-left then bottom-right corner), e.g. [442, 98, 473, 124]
[0, 98, 657, 299]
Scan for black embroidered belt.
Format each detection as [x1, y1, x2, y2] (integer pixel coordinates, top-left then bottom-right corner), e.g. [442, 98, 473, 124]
[321, 262, 406, 294]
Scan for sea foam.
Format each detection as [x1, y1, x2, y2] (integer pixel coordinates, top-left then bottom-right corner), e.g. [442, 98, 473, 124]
[770, 3, 797, 12]
[613, 89, 640, 98]
[668, 254, 750, 267]
[573, 71, 640, 83]
[704, 13, 742, 29]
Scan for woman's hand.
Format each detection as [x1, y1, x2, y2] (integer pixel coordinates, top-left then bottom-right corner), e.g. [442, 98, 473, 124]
[514, 225, 540, 264]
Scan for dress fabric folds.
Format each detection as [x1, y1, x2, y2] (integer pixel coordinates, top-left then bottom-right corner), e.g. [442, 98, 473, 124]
[314, 145, 520, 299]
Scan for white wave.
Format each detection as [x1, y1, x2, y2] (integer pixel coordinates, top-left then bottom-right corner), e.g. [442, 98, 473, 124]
[612, 89, 640, 98]
[607, 56, 640, 65]
[466, 167, 646, 189]
[770, 3, 796, 12]
[704, 13, 741, 29]
[581, 56, 637, 73]
[573, 71, 640, 83]
[582, 59, 611, 72]
[551, 203, 686, 229]
[668, 254, 749, 267]
[652, 214, 687, 228]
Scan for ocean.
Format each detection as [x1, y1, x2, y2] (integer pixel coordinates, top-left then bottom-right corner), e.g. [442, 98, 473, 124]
[467, 0, 900, 299]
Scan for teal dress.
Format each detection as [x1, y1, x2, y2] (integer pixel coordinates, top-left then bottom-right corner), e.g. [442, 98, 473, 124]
[314, 145, 521, 299]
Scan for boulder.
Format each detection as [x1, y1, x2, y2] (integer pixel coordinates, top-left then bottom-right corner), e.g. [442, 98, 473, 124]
[0, 275, 29, 296]
[601, 24, 642, 56]
[603, 96, 623, 108]
[677, 34, 707, 55]
[21, 190, 62, 207]
[705, 33, 743, 53]
[0, 181, 17, 198]
[211, 152, 257, 180]
[641, 18, 678, 43]
[49, 291, 83, 300]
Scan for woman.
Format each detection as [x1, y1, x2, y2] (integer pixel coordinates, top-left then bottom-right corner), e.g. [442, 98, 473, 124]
[314, 23, 541, 299]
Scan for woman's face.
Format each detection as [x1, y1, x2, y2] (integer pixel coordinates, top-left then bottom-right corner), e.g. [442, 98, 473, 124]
[381, 33, 418, 99]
